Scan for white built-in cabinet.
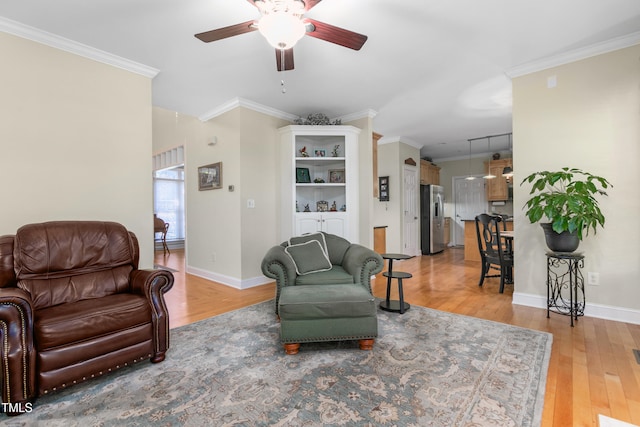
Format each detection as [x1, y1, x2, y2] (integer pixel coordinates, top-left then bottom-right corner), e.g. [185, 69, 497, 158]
[279, 125, 361, 243]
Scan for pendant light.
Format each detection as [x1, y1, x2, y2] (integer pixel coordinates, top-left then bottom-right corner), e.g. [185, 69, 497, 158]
[483, 136, 496, 179]
[502, 133, 514, 177]
[465, 140, 476, 180]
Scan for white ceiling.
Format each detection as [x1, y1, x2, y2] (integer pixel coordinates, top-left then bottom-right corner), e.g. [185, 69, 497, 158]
[2, 0, 640, 161]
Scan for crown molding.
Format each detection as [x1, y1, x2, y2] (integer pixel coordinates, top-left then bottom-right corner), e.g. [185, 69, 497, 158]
[198, 98, 377, 125]
[506, 31, 640, 78]
[335, 109, 378, 123]
[0, 16, 159, 78]
[198, 97, 298, 122]
[378, 136, 422, 150]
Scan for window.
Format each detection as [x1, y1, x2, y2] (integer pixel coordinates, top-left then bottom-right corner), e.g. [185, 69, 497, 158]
[154, 167, 185, 244]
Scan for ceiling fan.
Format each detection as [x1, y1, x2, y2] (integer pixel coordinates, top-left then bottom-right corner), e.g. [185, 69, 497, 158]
[194, 0, 368, 71]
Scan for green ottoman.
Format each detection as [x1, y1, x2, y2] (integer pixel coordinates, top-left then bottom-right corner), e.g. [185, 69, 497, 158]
[278, 284, 378, 354]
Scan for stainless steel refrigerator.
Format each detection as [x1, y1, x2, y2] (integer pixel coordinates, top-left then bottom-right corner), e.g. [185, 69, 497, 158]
[420, 184, 445, 255]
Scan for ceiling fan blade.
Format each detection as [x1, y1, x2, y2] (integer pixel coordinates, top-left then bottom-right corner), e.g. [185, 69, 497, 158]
[302, 0, 323, 11]
[275, 48, 295, 71]
[194, 20, 257, 43]
[304, 18, 367, 50]
[246, 0, 322, 11]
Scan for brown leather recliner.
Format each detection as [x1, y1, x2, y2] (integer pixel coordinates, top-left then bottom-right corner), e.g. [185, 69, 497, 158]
[0, 221, 174, 413]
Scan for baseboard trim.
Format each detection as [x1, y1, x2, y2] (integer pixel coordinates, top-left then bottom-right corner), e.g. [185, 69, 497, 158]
[513, 292, 640, 325]
[154, 241, 184, 251]
[186, 265, 272, 290]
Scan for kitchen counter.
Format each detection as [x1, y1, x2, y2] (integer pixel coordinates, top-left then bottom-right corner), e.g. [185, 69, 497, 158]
[463, 218, 514, 262]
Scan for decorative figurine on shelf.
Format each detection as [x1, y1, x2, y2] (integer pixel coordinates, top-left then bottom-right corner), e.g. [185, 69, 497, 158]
[330, 201, 337, 212]
[314, 178, 325, 183]
[299, 146, 309, 157]
[296, 201, 299, 212]
[332, 144, 340, 157]
[316, 200, 329, 212]
[303, 204, 310, 212]
[340, 204, 346, 212]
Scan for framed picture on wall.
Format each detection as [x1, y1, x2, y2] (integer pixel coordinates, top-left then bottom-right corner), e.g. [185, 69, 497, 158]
[198, 162, 223, 190]
[379, 176, 389, 201]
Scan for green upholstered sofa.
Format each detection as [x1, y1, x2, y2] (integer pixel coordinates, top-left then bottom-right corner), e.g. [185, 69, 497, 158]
[261, 232, 384, 354]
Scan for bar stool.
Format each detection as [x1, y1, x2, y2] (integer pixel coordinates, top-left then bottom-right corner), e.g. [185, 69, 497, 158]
[379, 253, 413, 314]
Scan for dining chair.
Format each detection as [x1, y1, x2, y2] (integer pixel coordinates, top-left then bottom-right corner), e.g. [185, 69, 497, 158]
[154, 214, 170, 254]
[498, 214, 509, 231]
[474, 213, 514, 293]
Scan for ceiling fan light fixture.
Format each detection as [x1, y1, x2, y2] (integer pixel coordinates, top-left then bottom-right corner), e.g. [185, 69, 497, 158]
[258, 11, 306, 49]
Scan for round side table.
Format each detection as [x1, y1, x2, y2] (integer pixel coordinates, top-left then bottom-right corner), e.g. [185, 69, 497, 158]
[379, 253, 413, 314]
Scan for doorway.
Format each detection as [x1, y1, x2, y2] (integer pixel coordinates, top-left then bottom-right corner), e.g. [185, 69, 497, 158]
[153, 146, 186, 252]
[452, 176, 487, 246]
[153, 166, 185, 251]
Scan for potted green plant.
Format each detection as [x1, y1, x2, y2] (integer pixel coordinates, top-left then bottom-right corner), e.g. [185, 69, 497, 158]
[521, 167, 612, 252]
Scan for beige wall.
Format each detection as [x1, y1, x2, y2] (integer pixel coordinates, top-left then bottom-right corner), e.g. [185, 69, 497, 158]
[372, 140, 420, 253]
[152, 108, 200, 155]
[238, 108, 291, 281]
[152, 106, 290, 288]
[345, 116, 375, 248]
[374, 142, 402, 252]
[188, 108, 243, 282]
[1, 32, 155, 267]
[513, 44, 640, 318]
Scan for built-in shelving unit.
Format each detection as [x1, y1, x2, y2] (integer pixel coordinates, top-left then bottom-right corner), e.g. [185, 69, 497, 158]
[279, 125, 361, 242]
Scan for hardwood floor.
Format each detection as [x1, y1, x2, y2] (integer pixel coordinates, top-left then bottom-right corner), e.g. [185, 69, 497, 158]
[155, 247, 640, 427]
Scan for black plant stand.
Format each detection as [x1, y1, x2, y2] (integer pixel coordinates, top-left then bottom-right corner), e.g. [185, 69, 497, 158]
[546, 252, 585, 327]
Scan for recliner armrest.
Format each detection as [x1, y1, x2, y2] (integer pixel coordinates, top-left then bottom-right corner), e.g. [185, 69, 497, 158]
[0, 288, 36, 406]
[130, 269, 174, 297]
[342, 244, 384, 292]
[130, 269, 174, 358]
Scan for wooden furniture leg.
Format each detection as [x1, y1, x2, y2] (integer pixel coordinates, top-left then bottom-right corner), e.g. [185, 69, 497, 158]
[284, 343, 300, 355]
[359, 339, 374, 350]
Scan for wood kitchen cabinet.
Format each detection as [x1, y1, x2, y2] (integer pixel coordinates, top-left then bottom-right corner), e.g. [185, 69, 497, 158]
[484, 159, 512, 201]
[420, 160, 440, 185]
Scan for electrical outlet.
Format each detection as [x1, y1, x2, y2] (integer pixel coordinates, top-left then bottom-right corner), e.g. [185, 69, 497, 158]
[587, 272, 599, 286]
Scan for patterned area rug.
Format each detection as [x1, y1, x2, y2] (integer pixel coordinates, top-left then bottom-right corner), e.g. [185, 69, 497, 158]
[3, 300, 552, 426]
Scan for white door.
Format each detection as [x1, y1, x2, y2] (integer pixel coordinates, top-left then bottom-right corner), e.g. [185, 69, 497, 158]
[403, 166, 420, 255]
[453, 177, 487, 245]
